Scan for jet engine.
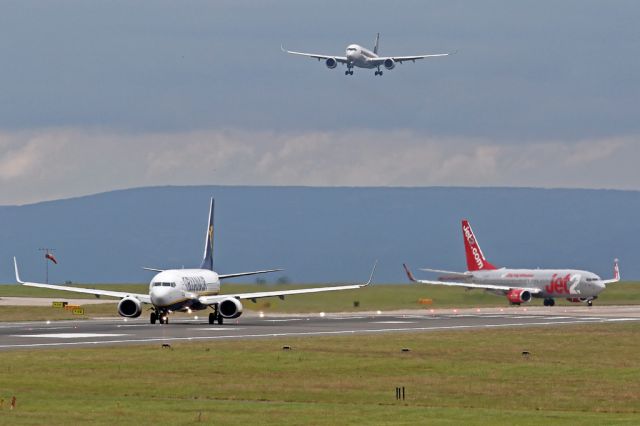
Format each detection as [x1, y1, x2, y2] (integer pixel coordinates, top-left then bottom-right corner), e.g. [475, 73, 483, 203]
[506, 289, 531, 304]
[325, 57, 338, 69]
[383, 58, 396, 70]
[218, 297, 243, 319]
[117, 297, 142, 318]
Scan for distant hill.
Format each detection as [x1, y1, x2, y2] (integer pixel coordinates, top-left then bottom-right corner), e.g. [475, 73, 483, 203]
[1, 186, 638, 283]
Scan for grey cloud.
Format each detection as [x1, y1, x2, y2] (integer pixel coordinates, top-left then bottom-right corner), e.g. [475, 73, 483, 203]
[0, 127, 638, 205]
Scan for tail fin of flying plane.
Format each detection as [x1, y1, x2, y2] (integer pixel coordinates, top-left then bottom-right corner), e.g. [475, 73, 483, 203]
[200, 198, 215, 271]
[373, 33, 380, 55]
[461, 220, 497, 271]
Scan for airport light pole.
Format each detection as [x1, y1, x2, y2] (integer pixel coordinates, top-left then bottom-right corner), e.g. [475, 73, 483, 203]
[38, 248, 56, 284]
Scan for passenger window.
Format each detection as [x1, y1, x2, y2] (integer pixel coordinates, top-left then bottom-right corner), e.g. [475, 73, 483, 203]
[171, 283, 176, 287]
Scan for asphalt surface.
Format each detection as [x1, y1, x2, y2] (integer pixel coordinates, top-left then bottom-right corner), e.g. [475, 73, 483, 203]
[0, 306, 638, 351]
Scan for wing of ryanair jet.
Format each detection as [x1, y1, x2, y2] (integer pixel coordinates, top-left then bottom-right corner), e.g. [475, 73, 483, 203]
[198, 261, 377, 305]
[14, 257, 151, 303]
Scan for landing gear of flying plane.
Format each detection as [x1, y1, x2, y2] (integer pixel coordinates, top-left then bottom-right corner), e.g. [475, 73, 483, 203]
[543, 298, 555, 307]
[374, 67, 383, 76]
[345, 65, 354, 76]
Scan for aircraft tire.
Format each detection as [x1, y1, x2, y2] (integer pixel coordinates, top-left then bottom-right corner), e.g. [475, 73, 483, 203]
[150, 312, 157, 324]
[209, 312, 215, 325]
[588, 300, 593, 307]
[217, 315, 224, 325]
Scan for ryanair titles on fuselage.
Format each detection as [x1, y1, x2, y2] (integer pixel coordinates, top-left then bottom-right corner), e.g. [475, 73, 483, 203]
[181, 276, 207, 292]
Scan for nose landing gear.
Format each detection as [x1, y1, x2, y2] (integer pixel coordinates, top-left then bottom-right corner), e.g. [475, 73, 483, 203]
[150, 310, 169, 324]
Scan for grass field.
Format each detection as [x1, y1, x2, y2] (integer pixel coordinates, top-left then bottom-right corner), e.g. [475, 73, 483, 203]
[1, 282, 639, 322]
[0, 323, 639, 425]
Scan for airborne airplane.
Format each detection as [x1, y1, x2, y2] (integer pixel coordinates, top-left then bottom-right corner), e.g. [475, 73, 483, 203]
[282, 33, 449, 76]
[403, 220, 620, 307]
[14, 198, 376, 325]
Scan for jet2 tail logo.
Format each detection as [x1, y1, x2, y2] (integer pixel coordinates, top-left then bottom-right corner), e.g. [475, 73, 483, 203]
[463, 225, 484, 269]
[545, 274, 571, 294]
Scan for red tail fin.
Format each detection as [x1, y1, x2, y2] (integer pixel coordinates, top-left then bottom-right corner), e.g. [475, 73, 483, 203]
[461, 220, 497, 271]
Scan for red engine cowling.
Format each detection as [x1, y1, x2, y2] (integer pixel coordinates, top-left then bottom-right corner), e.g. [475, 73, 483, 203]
[506, 289, 532, 304]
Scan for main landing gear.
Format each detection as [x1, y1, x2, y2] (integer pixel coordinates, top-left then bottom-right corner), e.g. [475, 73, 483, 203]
[374, 67, 383, 76]
[543, 298, 555, 307]
[208, 307, 224, 325]
[345, 65, 354, 75]
[587, 299, 593, 307]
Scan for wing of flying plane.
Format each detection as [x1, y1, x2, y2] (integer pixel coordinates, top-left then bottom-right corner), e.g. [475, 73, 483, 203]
[281, 45, 348, 63]
[403, 263, 541, 294]
[198, 261, 377, 305]
[14, 257, 151, 303]
[370, 53, 449, 65]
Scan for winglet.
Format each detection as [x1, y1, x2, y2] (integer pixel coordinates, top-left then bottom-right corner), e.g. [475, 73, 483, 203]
[403, 263, 417, 282]
[13, 257, 24, 284]
[142, 267, 165, 273]
[613, 258, 620, 281]
[281, 44, 288, 53]
[364, 260, 378, 286]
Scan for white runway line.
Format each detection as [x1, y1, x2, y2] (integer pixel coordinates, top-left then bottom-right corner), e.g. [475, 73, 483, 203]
[13, 333, 128, 339]
[372, 321, 416, 324]
[188, 328, 245, 331]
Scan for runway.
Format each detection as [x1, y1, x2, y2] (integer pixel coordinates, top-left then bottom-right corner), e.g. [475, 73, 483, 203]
[1, 306, 638, 351]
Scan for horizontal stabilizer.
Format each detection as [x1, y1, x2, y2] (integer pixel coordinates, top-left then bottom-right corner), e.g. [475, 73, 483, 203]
[219, 268, 283, 280]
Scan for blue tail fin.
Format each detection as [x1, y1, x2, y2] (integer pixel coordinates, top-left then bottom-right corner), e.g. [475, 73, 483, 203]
[200, 198, 215, 270]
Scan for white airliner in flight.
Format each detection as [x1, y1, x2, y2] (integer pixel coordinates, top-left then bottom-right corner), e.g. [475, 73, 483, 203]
[282, 33, 449, 76]
[14, 198, 376, 325]
[403, 220, 620, 306]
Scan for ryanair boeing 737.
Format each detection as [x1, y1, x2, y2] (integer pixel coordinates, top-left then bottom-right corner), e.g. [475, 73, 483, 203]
[14, 198, 375, 325]
[282, 33, 450, 76]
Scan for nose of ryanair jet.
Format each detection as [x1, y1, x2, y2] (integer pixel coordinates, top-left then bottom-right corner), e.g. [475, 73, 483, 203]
[150, 286, 173, 307]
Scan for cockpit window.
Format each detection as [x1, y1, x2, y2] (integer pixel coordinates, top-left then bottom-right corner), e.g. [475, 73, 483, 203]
[152, 282, 160, 287]
[162, 282, 171, 287]
[171, 283, 176, 287]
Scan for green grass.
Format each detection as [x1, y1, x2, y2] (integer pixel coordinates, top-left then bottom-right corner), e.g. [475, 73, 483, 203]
[0, 323, 639, 424]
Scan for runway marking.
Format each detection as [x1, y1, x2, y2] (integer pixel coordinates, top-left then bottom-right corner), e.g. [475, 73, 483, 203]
[372, 321, 416, 324]
[264, 319, 304, 322]
[13, 333, 128, 339]
[188, 328, 245, 331]
[4, 318, 635, 349]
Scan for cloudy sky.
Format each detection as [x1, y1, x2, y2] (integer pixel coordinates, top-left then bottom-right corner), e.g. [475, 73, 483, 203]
[1, 1, 639, 205]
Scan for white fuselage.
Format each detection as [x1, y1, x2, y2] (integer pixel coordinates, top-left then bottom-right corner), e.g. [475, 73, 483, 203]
[149, 269, 221, 311]
[345, 44, 378, 68]
[453, 268, 606, 299]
